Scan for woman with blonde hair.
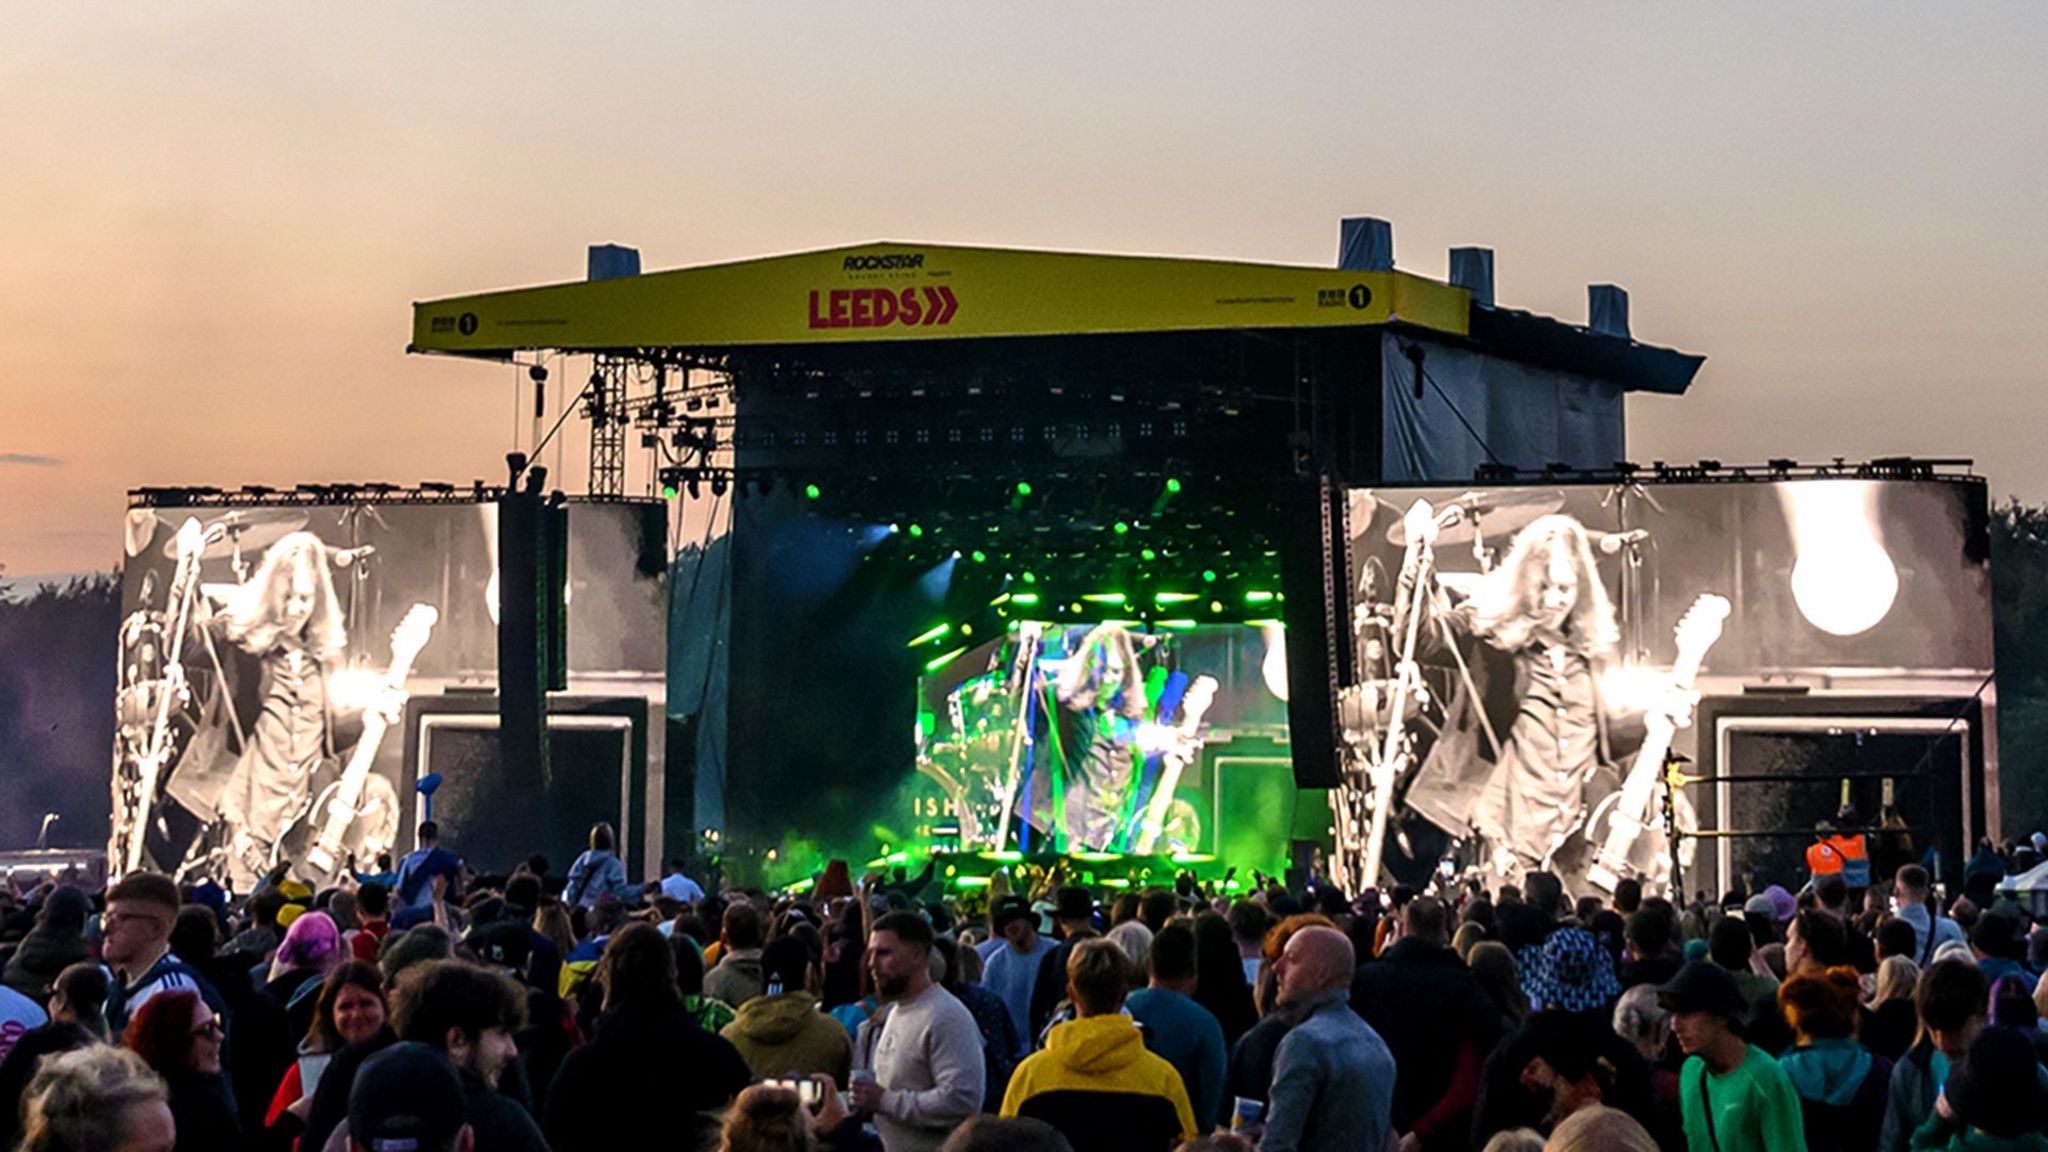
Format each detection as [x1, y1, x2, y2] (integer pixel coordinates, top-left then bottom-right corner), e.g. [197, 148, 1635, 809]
[720, 1079, 850, 1152]
[1863, 954, 1919, 1060]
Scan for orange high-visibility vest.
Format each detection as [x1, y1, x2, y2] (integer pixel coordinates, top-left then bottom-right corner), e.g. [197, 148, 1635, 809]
[1807, 833, 1870, 887]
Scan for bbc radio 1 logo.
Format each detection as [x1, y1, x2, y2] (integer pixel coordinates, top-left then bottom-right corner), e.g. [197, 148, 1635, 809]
[1318, 284, 1373, 310]
[429, 312, 482, 335]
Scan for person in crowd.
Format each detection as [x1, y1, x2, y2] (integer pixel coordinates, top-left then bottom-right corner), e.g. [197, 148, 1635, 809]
[1880, 959, 1990, 1152]
[1610, 984, 1683, 1145]
[1468, 940, 1530, 1028]
[1658, 963, 1806, 1152]
[719, 1080, 851, 1152]
[1026, 888, 1099, 1044]
[229, 908, 344, 1134]
[1969, 911, 2030, 986]
[939, 1114, 1075, 1152]
[16, 1044, 175, 1152]
[1864, 955, 1921, 1062]
[982, 896, 1057, 1049]
[0, 963, 111, 1150]
[171, 904, 254, 1023]
[1190, 912, 1258, 1051]
[660, 858, 707, 906]
[1524, 927, 1623, 1018]
[1227, 900, 1270, 987]
[1001, 938, 1195, 1152]
[2, 887, 90, 1001]
[348, 883, 391, 963]
[725, 934, 855, 1084]
[676, 933, 742, 1034]
[1542, 1104, 1659, 1152]
[391, 821, 464, 931]
[1224, 912, 1334, 1109]
[707, 901, 771, 1008]
[547, 921, 751, 1151]
[1708, 914, 1779, 1013]
[851, 911, 985, 1152]
[1350, 896, 1502, 1152]
[1616, 903, 1684, 991]
[1776, 965, 1891, 1152]
[1104, 918, 1153, 973]
[1893, 865, 1965, 966]
[342, 1041, 474, 1152]
[1907, 1025, 2048, 1152]
[1262, 925, 1396, 1152]
[388, 960, 546, 1152]
[261, 960, 386, 1145]
[125, 988, 246, 1151]
[103, 873, 222, 1034]
[0, 970, 48, 1069]
[933, 936, 1022, 1112]
[562, 822, 633, 909]
[1124, 921, 1227, 1133]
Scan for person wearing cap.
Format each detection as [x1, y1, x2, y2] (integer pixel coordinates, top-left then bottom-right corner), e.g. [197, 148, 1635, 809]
[1909, 1025, 2048, 1151]
[1524, 927, 1623, 1018]
[1657, 962, 1806, 1152]
[103, 873, 224, 1035]
[723, 934, 854, 1085]
[346, 1041, 473, 1152]
[1000, 938, 1196, 1152]
[982, 895, 1055, 1050]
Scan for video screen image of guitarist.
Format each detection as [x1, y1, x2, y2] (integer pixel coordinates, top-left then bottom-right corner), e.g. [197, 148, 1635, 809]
[1338, 477, 1993, 897]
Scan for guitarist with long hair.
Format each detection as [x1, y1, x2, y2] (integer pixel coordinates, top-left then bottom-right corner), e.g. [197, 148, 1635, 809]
[176, 528, 409, 890]
[1395, 503, 1700, 885]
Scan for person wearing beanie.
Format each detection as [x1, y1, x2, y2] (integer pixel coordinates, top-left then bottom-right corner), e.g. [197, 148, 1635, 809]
[722, 934, 853, 1085]
[1658, 963, 1806, 1152]
[1, 887, 90, 1001]
[1777, 966, 1891, 1152]
[345, 1041, 472, 1152]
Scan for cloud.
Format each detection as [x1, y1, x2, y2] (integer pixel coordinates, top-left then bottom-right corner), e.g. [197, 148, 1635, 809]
[0, 454, 62, 467]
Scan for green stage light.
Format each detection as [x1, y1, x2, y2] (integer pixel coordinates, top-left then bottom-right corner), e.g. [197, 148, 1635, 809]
[1011, 592, 1040, 605]
[1169, 852, 1215, 864]
[804, 483, 822, 500]
[979, 850, 1024, 863]
[1081, 592, 1127, 604]
[1155, 619, 1197, 629]
[1165, 477, 1183, 494]
[1022, 571, 1037, 584]
[908, 524, 925, 538]
[1210, 600, 1224, 613]
[924, 646, 969, 672]
[1154, 592, 1197, 604]
[960, 623, 973, 636]
[1015, 481, 1033, 497]
[954, 876, 992, 889]
[1244, 590, 1276, 604]
[1202, 569, 1218, 583]
[1072, 851, 1121, 863]
[906, 623, 951, 648]
[1099, 878, 1131, 889]
[1140, 548, 1156, 562]
[970, 550, 987, 563]
[1112, 521, 1130, 535]
[661, 484, 679, 500]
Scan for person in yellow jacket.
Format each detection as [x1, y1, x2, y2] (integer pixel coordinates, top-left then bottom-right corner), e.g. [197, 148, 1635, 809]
[1000, 938, 1198, 1152]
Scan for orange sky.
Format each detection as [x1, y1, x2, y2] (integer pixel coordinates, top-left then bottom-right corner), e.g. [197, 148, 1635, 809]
[4, 5, 2044, 577]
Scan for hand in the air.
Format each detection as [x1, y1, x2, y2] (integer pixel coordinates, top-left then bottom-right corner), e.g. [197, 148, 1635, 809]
[1403, 499, 1440, 548]
[372, 687, 408, 725]
[1656, 685, 1701, 728]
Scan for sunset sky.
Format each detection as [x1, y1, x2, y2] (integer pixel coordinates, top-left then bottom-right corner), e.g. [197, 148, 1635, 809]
[4, 4, 2044, 577]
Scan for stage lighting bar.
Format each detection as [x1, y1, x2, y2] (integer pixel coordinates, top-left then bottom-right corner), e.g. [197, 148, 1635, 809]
[1457, 458, 1977, 486]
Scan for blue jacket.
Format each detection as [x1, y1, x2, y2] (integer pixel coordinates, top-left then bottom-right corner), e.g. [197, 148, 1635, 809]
[565, 850, 633, 908]
[1263, 990, 1396, 1152]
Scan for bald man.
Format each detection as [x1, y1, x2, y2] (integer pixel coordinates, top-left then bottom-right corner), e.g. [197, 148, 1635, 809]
[1261, 927, 1397, 1152]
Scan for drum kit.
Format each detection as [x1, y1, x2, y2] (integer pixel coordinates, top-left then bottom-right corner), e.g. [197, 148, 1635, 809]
[1331, 486, 1700, 897]
[110, 507, 405, 886]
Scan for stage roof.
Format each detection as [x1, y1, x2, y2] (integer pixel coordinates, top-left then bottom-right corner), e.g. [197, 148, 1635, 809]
[409, 240, 1702, 393]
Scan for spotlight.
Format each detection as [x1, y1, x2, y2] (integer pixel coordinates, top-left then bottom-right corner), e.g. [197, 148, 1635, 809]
[805, 484, 822, 500]
[1783, 481, 1898, 636]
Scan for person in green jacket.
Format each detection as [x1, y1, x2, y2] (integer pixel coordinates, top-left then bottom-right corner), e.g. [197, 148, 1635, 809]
[1911, 1026, 2048, 1152]
[1658, 962, 1807, 1152]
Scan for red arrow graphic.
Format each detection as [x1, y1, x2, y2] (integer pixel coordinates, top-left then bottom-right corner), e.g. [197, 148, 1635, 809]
[935, 286, 958, 324]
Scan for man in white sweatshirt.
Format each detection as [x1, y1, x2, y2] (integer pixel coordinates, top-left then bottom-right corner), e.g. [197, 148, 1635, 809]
[853, 911, 987, 1152]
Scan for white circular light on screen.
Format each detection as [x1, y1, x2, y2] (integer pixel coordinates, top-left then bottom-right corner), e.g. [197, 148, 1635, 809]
[1790, 540, 1899, 636]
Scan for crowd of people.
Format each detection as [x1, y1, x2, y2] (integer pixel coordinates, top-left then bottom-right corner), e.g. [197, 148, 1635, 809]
[3, 821, 2048, 1152]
